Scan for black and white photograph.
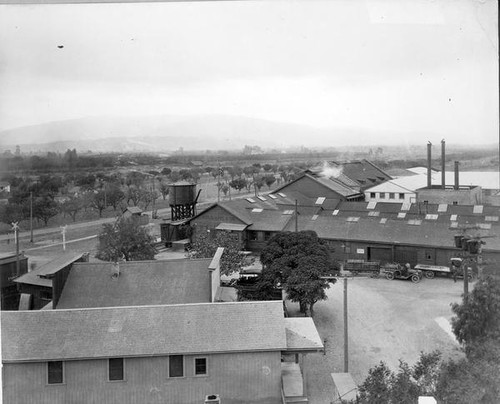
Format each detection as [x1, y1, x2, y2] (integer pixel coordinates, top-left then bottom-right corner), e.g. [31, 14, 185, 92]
[0, 0, 498, 403]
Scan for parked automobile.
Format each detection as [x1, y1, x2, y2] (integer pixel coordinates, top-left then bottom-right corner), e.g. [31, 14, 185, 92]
[381, 263, 423, 283]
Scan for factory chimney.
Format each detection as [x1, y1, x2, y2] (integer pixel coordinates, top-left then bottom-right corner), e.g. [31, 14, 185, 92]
[427, 142, 432, 188]
[441, 139, 446, 189]
[454, 161, 460, 190]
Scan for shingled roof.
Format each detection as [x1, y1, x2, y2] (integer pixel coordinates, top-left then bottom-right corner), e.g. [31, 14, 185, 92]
[2, 301, 291, 362]
[56, 258, 213, 309]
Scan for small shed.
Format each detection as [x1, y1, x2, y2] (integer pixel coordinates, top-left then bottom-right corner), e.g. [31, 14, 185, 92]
[0, 252, 28, 310]
[123, 206, 143, 218]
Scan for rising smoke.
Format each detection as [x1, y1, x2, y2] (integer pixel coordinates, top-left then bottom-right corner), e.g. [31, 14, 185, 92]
[320, 161, 343, 179]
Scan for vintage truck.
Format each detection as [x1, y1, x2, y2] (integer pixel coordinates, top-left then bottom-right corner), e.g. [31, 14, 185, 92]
[415, 258, 474, 280]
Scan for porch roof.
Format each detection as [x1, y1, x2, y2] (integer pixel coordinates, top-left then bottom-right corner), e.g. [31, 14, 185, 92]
[284, 318, 324, 352]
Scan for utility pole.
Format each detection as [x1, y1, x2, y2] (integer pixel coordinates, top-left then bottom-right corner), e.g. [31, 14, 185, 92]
[320, 274, 350, 373]
[151, 175, 155, 218]
[343, 277, 349, 372]
[453, 226, 489, 301]
[295, 200, 298, 233]
[61, 225, 67, 251]
[217, 164, 222, 202]
[11, 222, 20, 277]
[30, 191, 33, 243]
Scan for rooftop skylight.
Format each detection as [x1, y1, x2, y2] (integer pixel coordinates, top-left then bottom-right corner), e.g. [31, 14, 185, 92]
[473, 205, 484, 214]
[315, 197, 326, 205]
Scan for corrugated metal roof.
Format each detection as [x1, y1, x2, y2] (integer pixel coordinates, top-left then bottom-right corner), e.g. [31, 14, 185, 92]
[247, 210, 293, 231]
[299, 215, 499, 249]
[2, 301, 287, 362]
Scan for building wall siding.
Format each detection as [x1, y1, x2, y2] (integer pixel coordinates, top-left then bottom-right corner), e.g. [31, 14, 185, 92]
[3, 352, 282, 404]
[191, 206, 246, 235]
[417, 187, 483, 205]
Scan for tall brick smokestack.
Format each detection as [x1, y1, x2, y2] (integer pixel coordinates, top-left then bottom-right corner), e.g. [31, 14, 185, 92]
[441, 139, 445, 189]
[427, 142, 432, 188]
[454, 161, 459, 190]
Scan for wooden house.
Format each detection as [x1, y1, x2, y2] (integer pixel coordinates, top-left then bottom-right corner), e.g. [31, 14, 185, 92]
[2, 301, 323, 404]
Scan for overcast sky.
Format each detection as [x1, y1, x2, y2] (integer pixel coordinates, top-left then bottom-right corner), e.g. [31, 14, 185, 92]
[0, 0, 497, 146]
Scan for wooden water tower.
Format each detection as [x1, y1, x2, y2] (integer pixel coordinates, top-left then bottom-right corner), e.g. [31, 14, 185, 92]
[169, 181, 200, 221]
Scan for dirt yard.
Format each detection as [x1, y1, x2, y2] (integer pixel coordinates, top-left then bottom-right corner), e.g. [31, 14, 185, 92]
[288, 276, 467, 404]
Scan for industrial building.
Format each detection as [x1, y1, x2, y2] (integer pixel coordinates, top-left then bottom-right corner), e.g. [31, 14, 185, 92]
[188, 151, 500, 271]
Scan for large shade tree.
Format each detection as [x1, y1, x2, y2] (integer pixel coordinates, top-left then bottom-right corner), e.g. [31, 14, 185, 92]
[96, 217, 157, 261]
[260, 231, 339, 316]
[188, 230, 245, 276]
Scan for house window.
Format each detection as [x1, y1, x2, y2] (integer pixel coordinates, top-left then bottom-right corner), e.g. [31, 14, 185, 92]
[424, 250, 433, 261]
[379, 193, 385, 199]
[389, 193, 395, 199]
[108, 358, 124, 381]
[169, 355, 184, 378]
[370, 192, 376, 199]
[194, 357, 207, 376]
[264, 232, 272, 241]
[399, 193, 405, 200]
[248, 231, 258, 241]
[47, 361, 64, 384]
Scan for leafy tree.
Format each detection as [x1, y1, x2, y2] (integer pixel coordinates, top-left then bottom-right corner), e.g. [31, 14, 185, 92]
[1, 202, 27, 225]
[33, 197, 59, 226]
[263, 163, 273, 172]
[260, 231, 339, 316]
[451, 275, 500, 349]
[243, 166, 259, 177]
[227, 165, 243, 180]
[264, 174, 276, 189]
[90, 190, 107, 218]
[188, 230, 245, 276]
[75, 174, 96, 190]
[169, 171, 181, 183]
[253, 176, 265, 195]
[358, 361, 392, 404]
[64, 148, 78, 168]
[229, 178, 247, 193]
[142, 189, 159, 210]
[125, 171, 145, 188]
[60, 195, 83, 222]
[358, 351, 442, 404]
[179, 169, 192, 181]
[105, 184, 125, 211]
[126, 186, 143, 206]
[161, 167, 172, 176]
[159, 181, 170, 200]
[96, 217, 157, 261]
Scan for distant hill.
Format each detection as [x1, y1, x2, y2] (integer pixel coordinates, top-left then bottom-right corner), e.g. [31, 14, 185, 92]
[0, 115, 333, 153]
[0, 114, 487, 154]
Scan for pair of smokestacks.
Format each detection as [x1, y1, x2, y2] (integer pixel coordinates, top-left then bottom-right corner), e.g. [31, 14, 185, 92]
[427, 140, 459, 190]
